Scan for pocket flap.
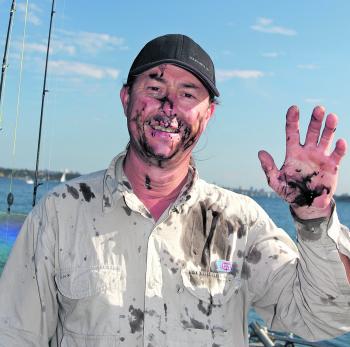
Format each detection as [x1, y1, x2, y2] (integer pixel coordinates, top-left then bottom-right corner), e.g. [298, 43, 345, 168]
[181, 269, 241, 305]
[55, 267, 121, 299]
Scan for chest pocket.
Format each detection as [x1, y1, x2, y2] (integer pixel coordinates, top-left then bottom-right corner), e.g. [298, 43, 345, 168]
[167, 270, 241, 346]
[55, 267, 124, 345]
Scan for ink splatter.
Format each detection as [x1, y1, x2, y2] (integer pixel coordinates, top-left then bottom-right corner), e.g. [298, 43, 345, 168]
[123, 206, 132, 216]
[246, 246, 262, 264]
[128, 305, 144, 333]
[103, 195, 111, 207]
[145, 175, 152, 190]
[241, 262, 251, 279]
[65, 184, 79, 199]
[287, 172, 330, 207]
[79, 183, 95, 202]
[197, 299, 213, 316]
[122, 180, 132, 190]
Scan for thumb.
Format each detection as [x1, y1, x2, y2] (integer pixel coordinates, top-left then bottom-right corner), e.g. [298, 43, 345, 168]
[258, 150, 279, 186]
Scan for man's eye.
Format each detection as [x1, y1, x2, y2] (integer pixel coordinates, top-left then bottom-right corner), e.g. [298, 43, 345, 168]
[147, 86, 160, 92]
[184, 93, 195, 99]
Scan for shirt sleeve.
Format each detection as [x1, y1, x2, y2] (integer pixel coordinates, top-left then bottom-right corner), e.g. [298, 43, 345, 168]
[247, 203, 350, 341]
[0, 197, 58, 346]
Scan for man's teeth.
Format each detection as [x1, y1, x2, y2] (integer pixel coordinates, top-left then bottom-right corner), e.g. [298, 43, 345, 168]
[152, 125, 178, 133]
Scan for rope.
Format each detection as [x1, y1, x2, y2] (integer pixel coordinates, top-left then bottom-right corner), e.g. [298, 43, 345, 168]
[7, 0, 30, 212]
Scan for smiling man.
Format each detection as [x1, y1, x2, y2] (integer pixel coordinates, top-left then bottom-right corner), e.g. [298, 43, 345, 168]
[0, 34, 349, 347]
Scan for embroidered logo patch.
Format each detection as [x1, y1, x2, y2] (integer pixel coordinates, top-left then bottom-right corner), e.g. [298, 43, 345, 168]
[215, 260, 234, 273]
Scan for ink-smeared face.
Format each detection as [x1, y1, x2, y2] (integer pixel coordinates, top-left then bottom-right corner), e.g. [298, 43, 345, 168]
[120, 64, 215, 166]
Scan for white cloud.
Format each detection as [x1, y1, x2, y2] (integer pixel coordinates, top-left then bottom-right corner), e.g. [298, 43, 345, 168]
[25, 42, 47, 54]
[251, 17, 296, 36]
[24, 40, 75, 56]
[57, 29, 126, 54]
[49, 60, 119, 80]
[17, 2, 42, 26]
[297, 64, 318, 70]
[217, 69, 264, 81]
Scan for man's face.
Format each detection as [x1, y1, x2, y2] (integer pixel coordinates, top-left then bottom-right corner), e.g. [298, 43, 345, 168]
[120, 64, 215, 166]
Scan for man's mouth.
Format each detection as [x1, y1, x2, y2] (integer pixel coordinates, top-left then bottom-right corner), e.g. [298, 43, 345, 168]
[151, 124, 180, 133]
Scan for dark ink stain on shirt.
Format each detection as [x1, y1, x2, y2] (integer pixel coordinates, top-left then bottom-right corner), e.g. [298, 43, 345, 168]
[201, 210, 219, 267]
[52, 192, 60, 197]
[297, 223, 323, 241]
[145, 175, 152, 190]
[122, 180, 132, 190]
[181, 200, 234, 269]
[246, 246, 262, 264]
[66, 184, 79, 199]
[230, 262, 239, 276]
[171, 267, 178, 274]
[181, 318, 206, 330]
[237, 250, 244, 258]
[103, 194, 111, 207]
[237, 221, 246, 239]
[164, 303, 168, 322]
[123, 205, 132, 216]
[138, 246, 141, 253]
[320, 295, 337, 306]
[84, 256, 87, 261]
[128, 305, 144, 333]
[62, 193, 66, 199]
[197, 299, 212, 316]
[227, 221, 234, 235]
[120, 337, 125, 341]
[79, 183, 96, 202]
[95, 231, 100, 237]
[269, 254, 279, 260]
[241, 261, 251, 279]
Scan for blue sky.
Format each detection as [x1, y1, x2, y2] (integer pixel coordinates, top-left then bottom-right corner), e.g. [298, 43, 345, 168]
[0, 0, 349, 194]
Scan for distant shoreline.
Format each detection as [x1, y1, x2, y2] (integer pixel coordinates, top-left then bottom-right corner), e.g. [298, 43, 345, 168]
[0, 168, 349, 202]
[0, 167, 80, 182]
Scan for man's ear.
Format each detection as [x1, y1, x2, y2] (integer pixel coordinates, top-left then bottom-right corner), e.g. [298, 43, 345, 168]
[120, 86, 130, 116]
[206, 101, 216, 121]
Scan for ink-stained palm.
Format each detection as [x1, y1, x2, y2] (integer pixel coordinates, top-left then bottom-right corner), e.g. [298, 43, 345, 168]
[258, 105, 347, 219]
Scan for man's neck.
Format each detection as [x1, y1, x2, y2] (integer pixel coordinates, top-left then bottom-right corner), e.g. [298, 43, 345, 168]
[123, 148, 191, 221]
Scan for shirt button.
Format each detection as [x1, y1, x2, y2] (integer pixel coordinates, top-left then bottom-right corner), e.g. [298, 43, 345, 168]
[177, 286, 184, 294]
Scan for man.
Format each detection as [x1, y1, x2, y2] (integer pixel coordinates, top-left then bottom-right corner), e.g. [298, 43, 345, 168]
[0, 34, 349, 346]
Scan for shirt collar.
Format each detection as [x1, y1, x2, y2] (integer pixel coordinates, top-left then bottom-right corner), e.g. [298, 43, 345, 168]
[102, 151, 199, 213]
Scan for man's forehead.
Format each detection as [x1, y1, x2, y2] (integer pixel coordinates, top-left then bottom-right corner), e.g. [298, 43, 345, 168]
[142, 64, 202, 84]
[141, 64, 207, 88]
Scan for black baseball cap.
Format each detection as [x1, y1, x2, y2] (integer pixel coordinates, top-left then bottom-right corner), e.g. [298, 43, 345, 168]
[127, 34, 220, 97]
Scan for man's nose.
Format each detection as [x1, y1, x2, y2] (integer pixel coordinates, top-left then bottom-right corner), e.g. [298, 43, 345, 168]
[159, 95, 175, 115]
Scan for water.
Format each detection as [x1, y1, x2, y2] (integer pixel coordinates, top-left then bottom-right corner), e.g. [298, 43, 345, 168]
[0, 178, 349, 346]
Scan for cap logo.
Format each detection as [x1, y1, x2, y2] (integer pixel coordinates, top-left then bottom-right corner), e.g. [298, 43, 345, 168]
[189, 56, 209, 72]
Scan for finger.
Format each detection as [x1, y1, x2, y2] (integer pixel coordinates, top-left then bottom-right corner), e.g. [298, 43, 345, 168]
[285, 105, 301, 155]
[258, 150, 279, 186]
[304, 105, 325, 146]
[318, 113, 338, 152]
[330, 138, 347, 165]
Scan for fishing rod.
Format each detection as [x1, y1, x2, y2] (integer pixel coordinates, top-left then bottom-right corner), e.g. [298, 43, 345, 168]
[0, 0, 16, 123]
[32, 0, 56, 207]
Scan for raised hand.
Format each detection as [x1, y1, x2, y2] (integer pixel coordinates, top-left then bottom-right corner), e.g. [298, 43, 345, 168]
[258, 105, 347, 219]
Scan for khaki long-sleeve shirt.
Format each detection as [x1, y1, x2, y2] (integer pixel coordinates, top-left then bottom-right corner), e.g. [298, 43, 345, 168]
[0, 152, 349, 346]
